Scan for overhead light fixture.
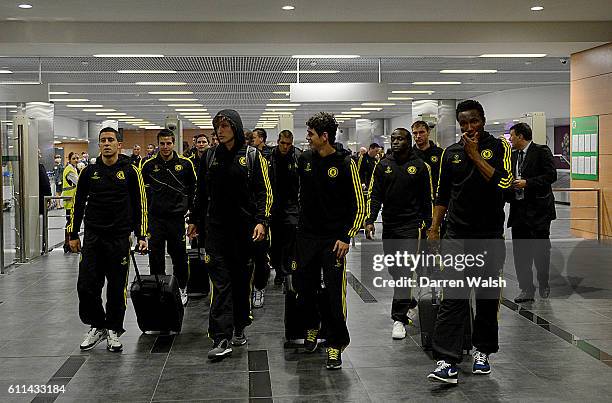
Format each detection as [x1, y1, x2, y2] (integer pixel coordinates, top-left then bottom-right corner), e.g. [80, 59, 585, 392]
[351, 107, 382, 111]
[118, 70, 177, 74]
[175, 108, 207, 112]
[281, 5, 295, 11]
[530, 6, 544, 11]
[413, 81, 461, 85]
[198, 126, 214, 129]
[269, 98, 291, 101]
[18, 4, 33, 9]
[265, 108, 296, 112]
[67, 104, 103, 108]
[342, 111, 369, 115]
[0, 105, 18, 108]
[266, 103, 301, 107]
[83, 109, 115, 112]
[97, 113, 126, 116]
[493, 121, 500, 124]
[94, 54, 164, 58]
[140, 125, 164, 129]
[49, 91, 69, 95]
[391, 90, 435, 94]
[158, 98, 198, 101]
[148, 91, 193, 94]
[479, 54, 546, 58]
[105, 113, 128, 116]
[0, 70, 13, 74]
[282, 70, 339, 74]
[50, 98, 90, 102]
[167, 104, 203, 107]
[136, 82, 186, 86]
[273, 91, 290, 95]
[362, 102, 396, 106]
[292, 55, 360, 59]
[441, 69, 497, 74]
[388, 97, 413, 100]
[262, 112, 292, 115]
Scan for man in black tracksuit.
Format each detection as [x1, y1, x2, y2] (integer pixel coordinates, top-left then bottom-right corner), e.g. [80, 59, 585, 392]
[358, 142, 381, 189]
[411, 121, 444, 198]
[295, 112, 366, 370]
[427, 100, 513, 384]
[141, 129, 197, 306]
[188, 109, 272, 360]
[365, 128, 433, 339]
[69, 127, 148, 353]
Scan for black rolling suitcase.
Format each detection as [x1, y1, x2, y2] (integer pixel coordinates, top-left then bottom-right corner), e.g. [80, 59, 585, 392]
[418, 288, 473, 357]
[129, 251, 184, 333]
[187, 237, 210, 297]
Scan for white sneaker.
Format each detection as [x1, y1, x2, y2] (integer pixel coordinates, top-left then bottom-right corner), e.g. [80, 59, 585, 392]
[180, 288, 188, 306]
[80, 327, 107, 350]
[106, 330, 123, 352]
[392, 321, 406, 339]
[252, 289, 265, 309]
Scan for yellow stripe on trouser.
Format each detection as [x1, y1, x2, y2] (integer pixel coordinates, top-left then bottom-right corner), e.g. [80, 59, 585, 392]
[341, 258, 347, 320]
[124, 247, 130, 308]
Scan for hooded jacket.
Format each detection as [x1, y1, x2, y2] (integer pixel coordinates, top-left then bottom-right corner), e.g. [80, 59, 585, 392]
[435, 131, 513, 237]
[68, 154, 147, 240]
[366, 148, 433, 229]
[270, 145, 301, 225]
[297, 144, 366, 243]
[191, 109, 273, 230]
[141, 151, 197, 217]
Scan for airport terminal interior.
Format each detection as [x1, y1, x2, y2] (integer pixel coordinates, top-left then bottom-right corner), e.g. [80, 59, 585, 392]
[0, 1, 611, 402]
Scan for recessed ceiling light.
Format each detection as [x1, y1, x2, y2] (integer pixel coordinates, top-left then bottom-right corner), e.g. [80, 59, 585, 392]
[148, 91, 193, 95]
[136, 82, 186, 86]
[96, 113, 126, 116]
[94, 54, 164, 58]
[530, 6, 544, 11]
[50, 98, 90, 102]
[292, 55, 360, 59]
[269, 98, 291, 101]
[351, 107, 382, 111]
[413, 81, 461, 85]
[272, 91, 290, 95]
[479, 54, 546, 58]
[167, 104, 203, 107]
[0, 105, 17, 108]
[66, 104, 103, 108]
[266, 103, 301, 107]
[158, 98, 198, 101]
[281, 5, 295, 11]
[83, 109, 115, 112]
[118, 70, 177, 74]
[441, 69, 497, 74]
[49, 91, 69, 95]
[282, 70, 339, 74]
[175, 108, 207, 112]
[362, 103, 396, 106]
[0, 70, 13, 74]
[18, 4, 32, 9]
[198, 126, 214, 129]
[391, 90, 435, 94]
[388, 97, 414, 101]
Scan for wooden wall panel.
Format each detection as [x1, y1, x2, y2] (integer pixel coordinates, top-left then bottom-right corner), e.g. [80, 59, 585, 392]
[570, 73, 612, 118]
[570, 43, 612, 81]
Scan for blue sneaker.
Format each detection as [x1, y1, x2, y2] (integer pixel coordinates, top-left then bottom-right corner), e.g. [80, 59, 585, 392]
[427, 360, 458, 384]
[472, 351, 491, 374]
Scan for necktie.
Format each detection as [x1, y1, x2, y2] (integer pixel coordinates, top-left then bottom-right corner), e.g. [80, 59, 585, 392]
[518, 150, 524, 177]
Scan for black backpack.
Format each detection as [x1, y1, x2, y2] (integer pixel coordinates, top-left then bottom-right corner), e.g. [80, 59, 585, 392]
[205, 145, 257, 180]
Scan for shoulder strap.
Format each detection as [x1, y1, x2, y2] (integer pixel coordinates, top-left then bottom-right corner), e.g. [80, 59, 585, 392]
[206, 147, 217, 170]
[246, 145, 257, 180]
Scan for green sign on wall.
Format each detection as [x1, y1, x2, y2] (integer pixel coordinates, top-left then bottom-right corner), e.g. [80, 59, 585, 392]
[571, 115, 599, 181]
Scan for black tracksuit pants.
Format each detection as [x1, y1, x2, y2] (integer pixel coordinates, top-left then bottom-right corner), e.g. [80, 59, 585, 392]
[252, 235, 271, 291]
[432, 230, 505, 364]
[511, 223, 551, 293]
[205, 224, 253, 343]
[148, 214, 188, 289]
[382, 223, 421, 324]
[294, 236, 349, 349]
[77, 231, 131, 333]
[270, 221, 297, 279]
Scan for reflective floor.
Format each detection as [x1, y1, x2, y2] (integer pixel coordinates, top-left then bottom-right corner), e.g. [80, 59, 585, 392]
[1, 213, 611, 402]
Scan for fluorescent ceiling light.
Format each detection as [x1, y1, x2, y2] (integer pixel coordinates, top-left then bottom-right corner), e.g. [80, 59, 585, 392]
[531, 6, 544, 11]
[282, 5, 295, 10]
[388, 97, 413, 100]
[262, 112, 292, 115]
[94, 54, 164, 58]
[149, 91, 193, 94]
[362, 102, 395, 106]
[342, 111, 369, 115]
[276, 83, 292, 86]
[0, 105, 17, 108]
[105, 113, 128, 116]
[269, 98, 291, 101]
[97, 113, 126, 116]
[265, 108, 296, 112]
[18, 4, 33, 9]
[158, 98, 198, 101]
[83, 109, 115, 112]
[167, 104, 203, 107]
[49, 91, 69, 94]
[136, 82, 186, 86]
[198, 126, 214, 129]
[441, 69, 497, 74]
[292, 55, 360, 59]
[413, 81, 461, 85]
[479, 54, 546, 58]
[391, 90, 435, 94]
[273, 91, 290, 95]
[118, 70, 177, 74]
[50, 98, 90, 102]
[175, 108, 207, 112]
[140, 126, 164, 129]
[266, 103, 301, 107]
[351, 107, 382, 111]
[0, 70, 13, 74]
[282, 70, 339, 74]
[67, 104, 103, 108]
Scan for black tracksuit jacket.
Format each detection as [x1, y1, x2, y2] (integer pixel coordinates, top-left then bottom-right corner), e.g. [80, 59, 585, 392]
[413, 141, 444, 196]
[435, 131, 513, 237]
[68, 154, 147, 240]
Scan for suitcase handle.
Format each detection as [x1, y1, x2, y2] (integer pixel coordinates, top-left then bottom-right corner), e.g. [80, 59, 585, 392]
[130, 249, 163, 293]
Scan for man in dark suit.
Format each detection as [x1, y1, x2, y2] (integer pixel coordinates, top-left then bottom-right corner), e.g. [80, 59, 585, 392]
[508, 123, 557, 303]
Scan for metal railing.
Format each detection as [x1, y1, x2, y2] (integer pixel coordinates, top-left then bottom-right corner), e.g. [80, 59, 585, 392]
[42, 196, 72, 254]
[552, 187, 601, 240]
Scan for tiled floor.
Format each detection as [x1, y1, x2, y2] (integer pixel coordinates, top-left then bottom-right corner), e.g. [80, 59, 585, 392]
[1, 213, 612, 402]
